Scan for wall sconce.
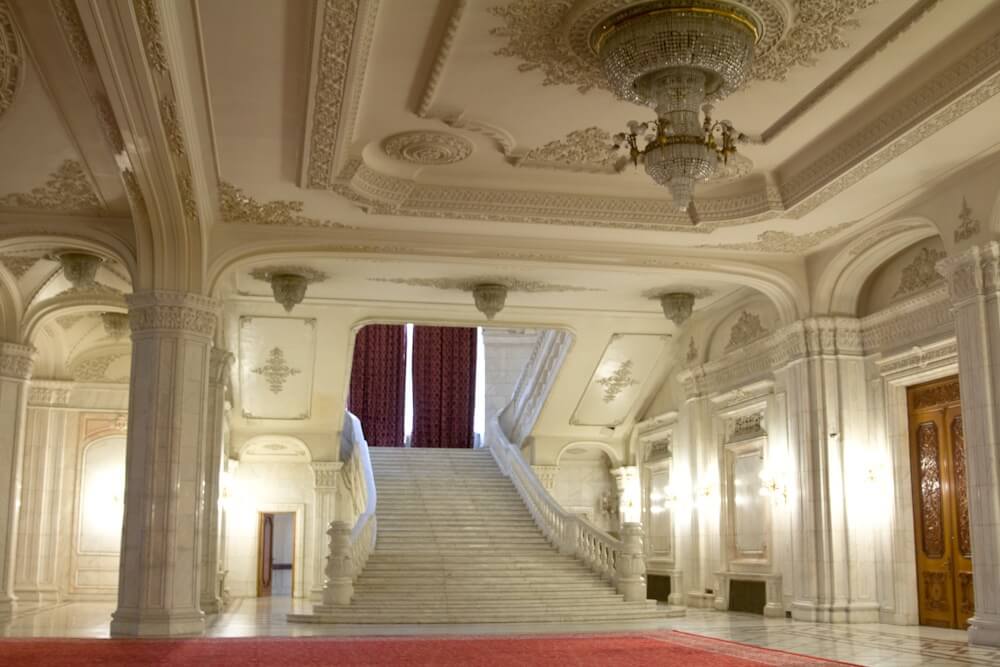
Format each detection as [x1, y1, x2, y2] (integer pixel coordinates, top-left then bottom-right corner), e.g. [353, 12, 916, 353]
[758, 469, 789, 504]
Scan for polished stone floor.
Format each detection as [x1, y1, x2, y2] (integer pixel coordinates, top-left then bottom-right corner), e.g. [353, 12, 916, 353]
[1, 597, 998, 666]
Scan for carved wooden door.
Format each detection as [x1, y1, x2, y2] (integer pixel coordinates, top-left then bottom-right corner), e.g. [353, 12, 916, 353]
[257, 513, 274, 597]
[908, 377, 974, 629]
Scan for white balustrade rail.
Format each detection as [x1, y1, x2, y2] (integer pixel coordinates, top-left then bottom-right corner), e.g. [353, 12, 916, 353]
[487, 417, 646, 601]
[319, 412, 377, 607]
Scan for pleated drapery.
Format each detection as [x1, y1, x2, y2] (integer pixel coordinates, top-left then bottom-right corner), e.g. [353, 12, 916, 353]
[348, 324, 407, 447]
[410, 326, 477, 448]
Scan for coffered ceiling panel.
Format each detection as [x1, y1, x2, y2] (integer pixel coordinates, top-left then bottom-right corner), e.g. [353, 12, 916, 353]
[239, 316, 317, 420]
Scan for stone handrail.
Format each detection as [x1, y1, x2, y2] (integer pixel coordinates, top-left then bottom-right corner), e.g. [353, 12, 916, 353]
[497, 330, 572, 447]
[487, 417, 646, 601]
[319, 412, 377, 607]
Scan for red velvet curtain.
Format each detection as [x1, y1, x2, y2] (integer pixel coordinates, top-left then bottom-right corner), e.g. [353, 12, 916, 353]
[411, 326, 477, 448]
[348, 324, 407, 447]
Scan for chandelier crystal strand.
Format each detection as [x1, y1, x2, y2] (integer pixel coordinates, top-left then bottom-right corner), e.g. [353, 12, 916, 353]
[599, 2, 759, 211]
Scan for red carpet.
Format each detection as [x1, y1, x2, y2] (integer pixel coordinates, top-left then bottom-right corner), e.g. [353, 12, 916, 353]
[0, 631, 859, 666]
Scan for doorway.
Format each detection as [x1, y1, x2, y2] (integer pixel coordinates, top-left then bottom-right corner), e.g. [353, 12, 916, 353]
[257, 512, 295, 597]
[907, 376, 973, 629]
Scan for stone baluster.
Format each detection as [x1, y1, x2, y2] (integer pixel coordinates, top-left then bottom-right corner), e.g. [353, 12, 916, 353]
[0, 342, 35, 615]
[616, 522, 647, 602]
[938, 244, 1000, 647]
[199, 349, 232, 614]
[310, 461, 342, 601]
[110, 291, 218, 637]
[321, 521, 354, 606]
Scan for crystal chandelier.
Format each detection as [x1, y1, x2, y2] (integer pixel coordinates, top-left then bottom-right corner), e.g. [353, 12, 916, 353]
[598, 2, 759, 210]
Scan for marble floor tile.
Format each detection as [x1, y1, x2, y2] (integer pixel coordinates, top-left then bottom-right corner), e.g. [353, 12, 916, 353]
[2, 598, 999, 666]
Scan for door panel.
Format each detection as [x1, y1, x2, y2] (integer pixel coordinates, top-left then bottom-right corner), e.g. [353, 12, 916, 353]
[907, 377, 973, 629]
[258, 513, 274, 597]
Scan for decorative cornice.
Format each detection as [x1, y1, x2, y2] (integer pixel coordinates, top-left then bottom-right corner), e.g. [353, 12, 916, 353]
[518, 127, 624, 174]
[382, 131, 473, 165]
[861, 285, 951, 351]
[893, 247, 946, 298]
[126, 290, 219, 337]
[698, 221, 856, 253]
[938, 241, 1000, 306]
[875, 338, 957, 376]
[0, 160, 103, 215]
[0, 341, 35, 380]
[219, 182, 354, 229]
[416, 0, 467, 117]
[304, 0, 379, 188]
[0, 0, 22, 120]
[312, 460, 343, 489]
[370, 276, 599, 293]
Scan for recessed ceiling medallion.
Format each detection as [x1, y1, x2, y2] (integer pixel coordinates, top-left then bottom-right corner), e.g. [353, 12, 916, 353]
[382, 131, 473, 165]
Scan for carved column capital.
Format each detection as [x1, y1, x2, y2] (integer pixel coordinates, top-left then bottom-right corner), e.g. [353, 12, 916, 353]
[126, 290, 219, 338]
[27, 381, 73, 407]
[0, 342, 35, 381]
[311, 461, 343, 489]
[208, 348, 234, 387]
[938, 241, 1000, 304]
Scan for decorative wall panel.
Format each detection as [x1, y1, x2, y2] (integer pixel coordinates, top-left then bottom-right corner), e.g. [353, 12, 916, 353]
[917, 421, 944, 558]
[239, 317, 316, 420]
[570, 333, 669, 427]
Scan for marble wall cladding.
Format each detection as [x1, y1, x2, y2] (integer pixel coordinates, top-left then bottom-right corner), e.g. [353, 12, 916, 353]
[0, 375, 30, 613]
[223, 462, 314, 598]
[483, 329, 539, 421]
[552, 456, 618, 534]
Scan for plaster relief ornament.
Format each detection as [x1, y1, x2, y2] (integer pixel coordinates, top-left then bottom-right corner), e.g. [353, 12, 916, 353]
[219, 182, 355, 229]
[473, 283, 508, 320]
[894, 246, 947, 298]
[252, 347, 301, 394]
[726, 310, 769, 350]
[55, 251, 102, 288]
[490, 0, 875, 210]
[954, 197, 981, 243]
[100, 312, 130, 340]
[382, 131, 473, 165]
[596, 359, 640, 403]
[659, 292, 695, 326]
[0, 160, 102, 214]
[249, 266, 329, 313]
[520, 127, 625, 172]
[0, 0, 22, 120]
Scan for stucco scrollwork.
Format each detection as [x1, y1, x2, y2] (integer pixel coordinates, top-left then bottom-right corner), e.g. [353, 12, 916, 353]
[699, 221, 856, 253]
[70, 352, 130, 383]
[520, 127, 624, 173]
[220, 182, 354, 229]
[252, 347, 301, 394]
[0, 253, 40, 279]
[596, 359, 639, 403]
[953, 198, 981, 243]
[371, 276, 599, 293]
[726, 311, 769, 350]
[893, 247, 946, 298]
[0, 160, 103, 215]
[382, 131, 473, 165]
[1, 0, 23, 118]
[489, 0, 871, 93]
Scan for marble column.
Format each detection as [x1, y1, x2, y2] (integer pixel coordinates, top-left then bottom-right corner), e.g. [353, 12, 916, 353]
[310, 461, 341, 601]
[199, 349, 232, 614]
[0, 342, 34, 615]
[939, 243, 1000, 647]
[14, 382, 72, 603]
[784, 319, 879, 623]
[110, 291, 218, 637]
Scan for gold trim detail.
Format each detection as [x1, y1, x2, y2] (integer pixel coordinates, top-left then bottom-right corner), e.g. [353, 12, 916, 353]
[0, 160, 103, 214]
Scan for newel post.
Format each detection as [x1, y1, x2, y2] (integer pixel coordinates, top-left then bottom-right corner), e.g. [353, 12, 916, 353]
[321, 521, 354, 606]
[616, 522, 647, 602]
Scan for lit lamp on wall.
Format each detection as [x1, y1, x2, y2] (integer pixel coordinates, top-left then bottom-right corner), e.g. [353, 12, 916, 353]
[758, 467, 788, 504]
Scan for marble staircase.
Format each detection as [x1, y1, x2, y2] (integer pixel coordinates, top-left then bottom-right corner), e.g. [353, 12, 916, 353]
[308, 447, 668, 623]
